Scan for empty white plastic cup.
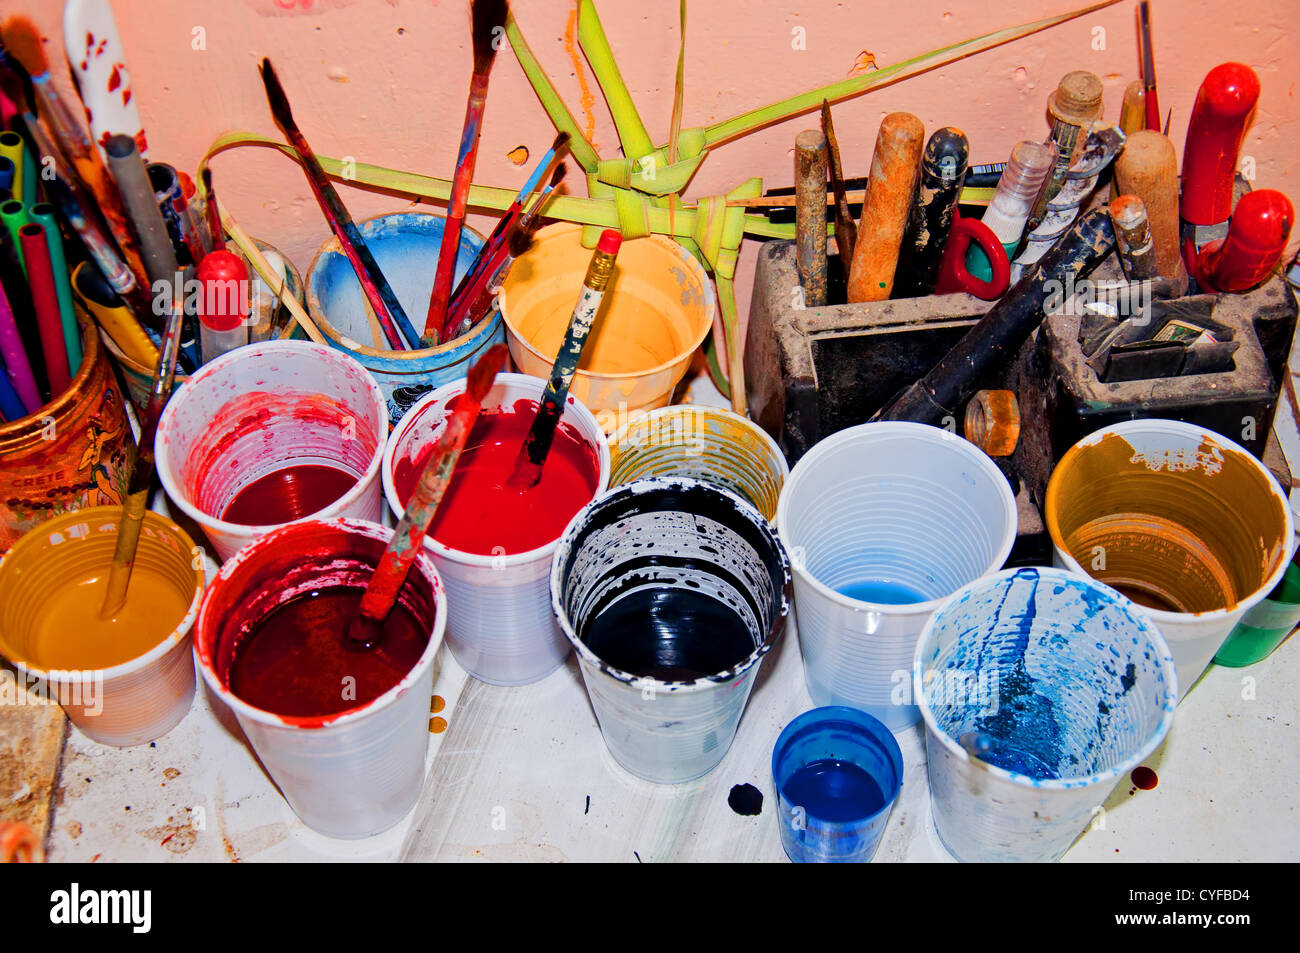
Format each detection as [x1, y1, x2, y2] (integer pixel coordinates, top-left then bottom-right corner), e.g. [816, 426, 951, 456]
[915, 567, 1177, 863]
[156, 341, 388, 563]
[1045, 419, 1293, 697]
[383, 373, 609, 685]
[194, 518, 445, 839]
[552, 478, 791, 784]
[777, 422, 1017, 730]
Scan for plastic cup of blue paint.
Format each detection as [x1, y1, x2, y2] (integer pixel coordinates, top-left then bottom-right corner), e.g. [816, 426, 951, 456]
[770, 706, 904, 863]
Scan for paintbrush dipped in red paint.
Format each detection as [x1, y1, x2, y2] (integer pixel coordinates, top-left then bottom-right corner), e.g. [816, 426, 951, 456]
[422, 0, 509, 347]
[348, 343, 509, 648]
[100, 284, 188, 619]
[258, 57, 419, 350]
[443, 163, 566, 339]
[438, 133, 568, 342]
[508, 230, 622, 490]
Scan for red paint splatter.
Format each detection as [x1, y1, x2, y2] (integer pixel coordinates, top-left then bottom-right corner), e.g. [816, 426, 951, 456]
[84, 31, 93, 53]
[96, 39, 106, 56]
[1131, 766, 1158, 790]
[107, 64, 121, 92]
[123, 87, 132, 107]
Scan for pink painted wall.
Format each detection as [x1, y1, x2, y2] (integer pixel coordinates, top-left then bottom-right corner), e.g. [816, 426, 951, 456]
[7, 0, 1298, 341]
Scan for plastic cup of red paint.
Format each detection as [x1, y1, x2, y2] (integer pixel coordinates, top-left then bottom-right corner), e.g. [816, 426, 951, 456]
[382, 372, 609, 686]
[155, 341, 388, 563]
[194, 518, 446, 839]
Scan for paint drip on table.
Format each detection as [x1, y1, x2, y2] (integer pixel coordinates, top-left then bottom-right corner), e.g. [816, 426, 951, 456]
[393, 398, 599, 555]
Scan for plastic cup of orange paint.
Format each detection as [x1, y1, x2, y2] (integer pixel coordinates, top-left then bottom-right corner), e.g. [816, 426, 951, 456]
[0, 507, 204, 746]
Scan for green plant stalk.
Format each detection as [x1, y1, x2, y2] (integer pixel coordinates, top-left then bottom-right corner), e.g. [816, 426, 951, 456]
[504, 14, 600, 172]
[577, 0, 655, 161]
[693, 0, 1123, 149]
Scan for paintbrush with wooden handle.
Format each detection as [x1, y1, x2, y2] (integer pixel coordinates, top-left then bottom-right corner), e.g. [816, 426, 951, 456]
[444, 163, 565, 339]
[508, 230, 622, 489]
[347, 343, 509, 648]
[99, 283, 187, 619]
[422, 0, 509, 347]
[259, 57, 418, 350]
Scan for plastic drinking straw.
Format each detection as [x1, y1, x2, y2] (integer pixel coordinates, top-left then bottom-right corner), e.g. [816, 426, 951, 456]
[0, 278, 40, 412]
[0, 198, 30, 267]
[0, 132, 22, 200]
[28, 203, 80, 373]
[18, 222, 71, 395]
[0, 156, 13, 192]
[0, 354, 24, 420]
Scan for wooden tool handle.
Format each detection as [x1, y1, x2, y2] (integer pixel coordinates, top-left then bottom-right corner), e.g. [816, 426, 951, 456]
[847, 112, 925, 302]
[1113, 130, 1182, 280]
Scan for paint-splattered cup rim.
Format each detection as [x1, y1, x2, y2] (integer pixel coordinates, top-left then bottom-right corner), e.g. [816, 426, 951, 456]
[1044, 418, 1295, 623]
[775, 421, 1018, 613]
[608, 405, 790, 521]
[154, 340, 389, 544]
[381, 372, 612, 568]
[550, 476, 792, 692]
[498, 223, 717, 381]
[0, 507, 205, 682]
[192, 517, 447, 730]
[912, 567, 1178, 791]
[305, 211, 488, 359]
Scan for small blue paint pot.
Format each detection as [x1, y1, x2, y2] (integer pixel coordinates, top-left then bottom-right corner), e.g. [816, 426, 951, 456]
[305, 211, 502, 425]
[914, 567, 1178, 863]
[770, 706, 903, 863]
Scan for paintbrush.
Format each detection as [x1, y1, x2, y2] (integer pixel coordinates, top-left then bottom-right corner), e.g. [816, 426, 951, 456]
[258, 57, 418, 351]
[99, 283, 187, 619]
[347, 343, 509, 648]
[200, 167, 222, 255]
[820, 100, 856, 263]
[1138, 2, 1160, 132]
[422, 0, 510, 347]
[508, 230, 622, 489]
[443, 163, 565, 339]
[447, 216, 541, 341]
[1, 16, 148, 291]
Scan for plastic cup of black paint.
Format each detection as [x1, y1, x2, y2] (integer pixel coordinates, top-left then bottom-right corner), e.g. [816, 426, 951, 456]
[771, 706, 904, 863]
[551, 478, 791, 784]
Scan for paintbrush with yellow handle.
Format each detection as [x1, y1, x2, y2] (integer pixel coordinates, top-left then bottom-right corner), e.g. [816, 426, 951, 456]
[99, 285, 187, 619]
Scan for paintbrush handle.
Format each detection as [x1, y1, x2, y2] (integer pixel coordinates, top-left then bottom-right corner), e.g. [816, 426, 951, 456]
[424, 73, 491, 345]
[357, 343, 507, 627]
[100, 291, 186, 618]
[282, 128, 414, 350]
[512, 232, 620, 483]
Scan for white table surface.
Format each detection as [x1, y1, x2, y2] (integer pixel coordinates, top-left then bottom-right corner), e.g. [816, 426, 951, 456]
[43, 354, 1300, 863]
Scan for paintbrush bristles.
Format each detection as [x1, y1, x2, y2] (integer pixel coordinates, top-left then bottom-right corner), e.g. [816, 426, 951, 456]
[507, 221, 538, 259]
[258, 58, 296, 130]
[1, 17, 49, 79]
[471, 0, 509, 73]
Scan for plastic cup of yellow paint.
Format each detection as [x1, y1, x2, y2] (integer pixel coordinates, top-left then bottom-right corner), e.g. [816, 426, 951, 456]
[499, 223, 715, 431]
[0, 508, 204, 747]
[609, 405, 789, 522]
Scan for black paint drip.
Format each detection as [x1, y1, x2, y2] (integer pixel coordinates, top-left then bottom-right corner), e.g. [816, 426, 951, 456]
[728, 783, 764, 816]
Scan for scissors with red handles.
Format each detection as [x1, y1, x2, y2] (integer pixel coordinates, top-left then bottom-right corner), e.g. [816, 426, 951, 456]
[934, 208, 1011, 300]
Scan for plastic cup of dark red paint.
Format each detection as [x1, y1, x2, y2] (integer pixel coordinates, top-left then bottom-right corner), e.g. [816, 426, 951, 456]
[155, 341, 388, 563]
[194, 518, 446, 839]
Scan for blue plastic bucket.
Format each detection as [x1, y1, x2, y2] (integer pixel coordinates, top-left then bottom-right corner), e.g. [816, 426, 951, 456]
[305, 211, 502, 424]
